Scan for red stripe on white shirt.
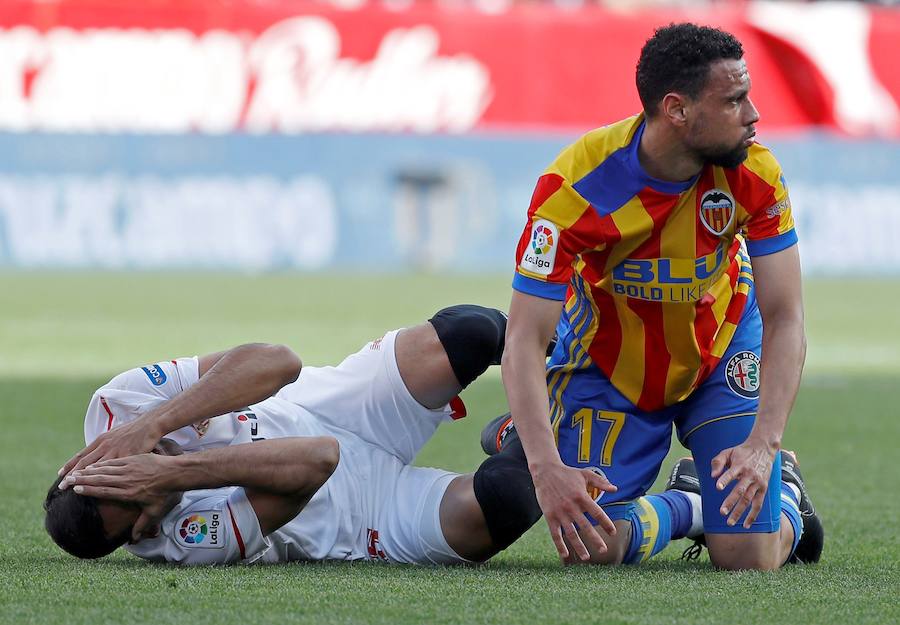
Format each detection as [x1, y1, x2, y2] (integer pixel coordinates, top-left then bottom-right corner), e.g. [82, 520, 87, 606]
[100, 396, 115, 431]
[226, 501, 246, 560]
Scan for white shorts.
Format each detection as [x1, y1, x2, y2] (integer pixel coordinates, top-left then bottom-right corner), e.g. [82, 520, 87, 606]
[276, 329, 460, 465]
[275, 330, 471, 565]
[355, 448, 467, 565]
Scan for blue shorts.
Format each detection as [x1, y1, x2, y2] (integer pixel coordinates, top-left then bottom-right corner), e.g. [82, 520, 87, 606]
[548, 286, 782, 534]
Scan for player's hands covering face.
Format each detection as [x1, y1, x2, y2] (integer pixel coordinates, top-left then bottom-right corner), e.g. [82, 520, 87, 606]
[531, 462, 618, 561]
[59, 414, 164, 478]
[711, 437, 777, 528]
[61, 451, 182, 542]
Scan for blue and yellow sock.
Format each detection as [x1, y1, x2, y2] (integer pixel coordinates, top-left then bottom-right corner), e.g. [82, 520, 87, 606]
[623, 491, 698, 565]
[622, 484, 799, 565]
[780, 481, 803, 561]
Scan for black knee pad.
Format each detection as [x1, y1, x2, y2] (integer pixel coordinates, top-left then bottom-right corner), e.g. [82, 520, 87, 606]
[473, 438, 542, 551]
[428, 304, 507, 388]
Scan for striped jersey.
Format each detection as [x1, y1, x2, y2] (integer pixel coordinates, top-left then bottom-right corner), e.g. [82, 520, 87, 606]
[513, 114, 797, 412]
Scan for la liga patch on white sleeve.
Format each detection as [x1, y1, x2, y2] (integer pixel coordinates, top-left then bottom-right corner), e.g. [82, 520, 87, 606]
[174, 510, 227, 549]
[519, 219, 558, 276]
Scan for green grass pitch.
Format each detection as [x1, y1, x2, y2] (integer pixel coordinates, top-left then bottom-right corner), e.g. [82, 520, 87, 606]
[0, 273, 897, 625]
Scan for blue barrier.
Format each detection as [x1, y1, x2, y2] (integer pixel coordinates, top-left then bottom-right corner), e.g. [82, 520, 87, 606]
[0, 132, 897, 273]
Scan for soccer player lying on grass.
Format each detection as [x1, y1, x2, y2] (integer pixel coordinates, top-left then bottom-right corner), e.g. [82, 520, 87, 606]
[45, 305, 615, 565]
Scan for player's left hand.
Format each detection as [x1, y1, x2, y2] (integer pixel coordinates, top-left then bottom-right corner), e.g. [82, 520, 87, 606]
[58, 417, 163, 479]
[710, 437, 777, 528]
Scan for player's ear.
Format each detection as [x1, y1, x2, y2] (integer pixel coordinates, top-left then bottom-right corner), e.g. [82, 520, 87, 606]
[661, 93, 688, 126]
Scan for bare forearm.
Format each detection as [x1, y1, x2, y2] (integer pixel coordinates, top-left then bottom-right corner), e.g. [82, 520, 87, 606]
[502, 290, 566, 470]
[162, 438, 338, 497]
[502, 343, 561, 469]
[750, 318, 807, 448]
[150, 344, 301, 437]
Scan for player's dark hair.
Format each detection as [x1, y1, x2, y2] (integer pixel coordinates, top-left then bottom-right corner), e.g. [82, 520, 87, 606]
[636, 23, 744, 117]
[44, 476, 129, 559]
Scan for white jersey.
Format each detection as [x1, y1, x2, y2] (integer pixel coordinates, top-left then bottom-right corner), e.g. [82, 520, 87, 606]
[84, 331, 468, 566]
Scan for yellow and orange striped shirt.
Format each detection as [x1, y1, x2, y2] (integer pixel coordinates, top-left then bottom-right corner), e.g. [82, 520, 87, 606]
[513, 114, 796, 412]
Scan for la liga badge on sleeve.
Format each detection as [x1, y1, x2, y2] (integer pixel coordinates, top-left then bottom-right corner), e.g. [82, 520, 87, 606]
[176, 511, 225, 549]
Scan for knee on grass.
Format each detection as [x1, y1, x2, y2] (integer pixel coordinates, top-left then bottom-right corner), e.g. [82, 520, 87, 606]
[706, 534, 786, 571]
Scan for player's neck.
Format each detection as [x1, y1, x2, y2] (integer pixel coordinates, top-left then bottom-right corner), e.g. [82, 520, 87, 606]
[638, 121, 704, 183]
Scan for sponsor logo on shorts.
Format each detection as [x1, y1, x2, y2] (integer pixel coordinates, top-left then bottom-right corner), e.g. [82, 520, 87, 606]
[699, 189, 735, 236]
[141, 364, 167, 386]
[177, 511, 224, 548]
[519, 219, 558, 276]
[725, 351, 761, 398]
[366, 528, 388, 561]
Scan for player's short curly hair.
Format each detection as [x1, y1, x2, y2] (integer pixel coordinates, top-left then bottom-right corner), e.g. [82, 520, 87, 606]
[44, 475, 129, 559]
[636, 23, 744, 117]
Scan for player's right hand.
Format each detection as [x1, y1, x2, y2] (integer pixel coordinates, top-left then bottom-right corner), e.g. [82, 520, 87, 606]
[58, 417, 162, 480]
[530, 461, 617, 561]
[63, 452, 182, 542]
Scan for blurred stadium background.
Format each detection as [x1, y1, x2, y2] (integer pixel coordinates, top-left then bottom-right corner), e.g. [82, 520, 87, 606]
[1, 0, 899, 278]
[1, 1, 898, 624]
[1, 0, 899, 368]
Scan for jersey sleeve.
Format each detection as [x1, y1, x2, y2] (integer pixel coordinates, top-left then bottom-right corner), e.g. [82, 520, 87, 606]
[125, 487, 271, 565]
[513, 169, 603, 301]
[738, 147, 798, 257]
[84, 357, 200, 444]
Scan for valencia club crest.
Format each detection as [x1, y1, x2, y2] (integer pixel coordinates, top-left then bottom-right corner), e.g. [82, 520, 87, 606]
[699, 189, 735, 236]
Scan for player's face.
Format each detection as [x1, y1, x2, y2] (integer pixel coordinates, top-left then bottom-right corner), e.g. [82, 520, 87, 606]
[98, 499, 140, 541]
[97, 439, 183, 543]
[684, 58, 760, 168]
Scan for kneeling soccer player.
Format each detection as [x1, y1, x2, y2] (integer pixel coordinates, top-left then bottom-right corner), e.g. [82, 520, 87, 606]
[498, 24, 825, 570]
[46, 305, 602, 565]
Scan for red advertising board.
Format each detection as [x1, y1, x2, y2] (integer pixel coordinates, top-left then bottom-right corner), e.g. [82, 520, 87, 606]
[0, 0, 897, 136]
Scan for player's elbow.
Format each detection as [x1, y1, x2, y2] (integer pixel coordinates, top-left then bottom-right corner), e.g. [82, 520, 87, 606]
[324, 436, 340, 475]
[500, 326, 524, 370]
[312, 436, 340, 487]
[286, 436, 339, 501]
[500, 343, 527, 388]
[761, 298, 805, 330]
[269, 344, 302, 385]
[763, 310, 806, 364]
[237, 342, 303, 386]
[500, 332, 544, 378]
